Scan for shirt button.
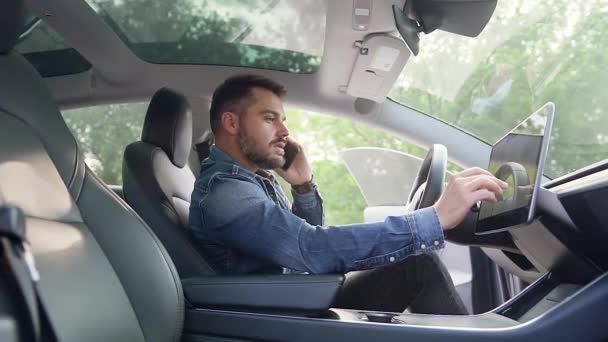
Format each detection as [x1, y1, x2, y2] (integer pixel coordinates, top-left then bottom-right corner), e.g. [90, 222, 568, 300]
[421, 244, 426, 249]
[434, 241, 439, 246]
[389, 256, 395, 262]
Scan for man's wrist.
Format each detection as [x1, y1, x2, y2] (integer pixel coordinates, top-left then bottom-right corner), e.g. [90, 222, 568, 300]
[291, 175, 315, 194]
[413, 207, 445, 252]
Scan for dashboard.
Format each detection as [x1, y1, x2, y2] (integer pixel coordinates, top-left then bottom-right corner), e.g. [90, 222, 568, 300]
[445, 160, 608, 284]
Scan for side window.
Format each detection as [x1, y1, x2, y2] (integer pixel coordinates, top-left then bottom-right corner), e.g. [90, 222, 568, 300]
[61, 102, 148, 185]
[280, 109, 472, 310]
[279, 108, 440, 226]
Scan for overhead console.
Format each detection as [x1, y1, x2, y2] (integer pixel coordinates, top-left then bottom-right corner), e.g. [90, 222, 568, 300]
[346, 0, 498, 104]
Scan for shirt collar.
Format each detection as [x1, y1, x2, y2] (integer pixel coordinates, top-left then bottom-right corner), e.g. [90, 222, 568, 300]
[255, 169, 275, 181]
[209, 146, 273, 181]
[209, 145, 235, 164]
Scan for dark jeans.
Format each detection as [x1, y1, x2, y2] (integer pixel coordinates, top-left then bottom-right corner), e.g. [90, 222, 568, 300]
[333, 252, 468, 315]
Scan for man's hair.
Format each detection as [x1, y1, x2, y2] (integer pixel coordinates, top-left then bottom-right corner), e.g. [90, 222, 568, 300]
[209, 74, 286, 134]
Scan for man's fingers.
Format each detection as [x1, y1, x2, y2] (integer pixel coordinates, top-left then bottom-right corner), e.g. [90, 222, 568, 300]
[464, 175, 507, 193]
[471, 189, 497, 203]
[285, 136, 303, 151]
[454, 167, 494, 179]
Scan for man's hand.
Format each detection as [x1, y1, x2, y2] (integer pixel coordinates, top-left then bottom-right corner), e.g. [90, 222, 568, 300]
[275, 137, 313, 185]
[433, 167, 508, 230]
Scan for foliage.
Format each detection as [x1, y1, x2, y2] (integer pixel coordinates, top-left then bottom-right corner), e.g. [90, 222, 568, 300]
[390, 0, 608, 178]
[275, 109, 429, 225]
[61, 0, 607, 225]
[63, 103, 147, 185]
[64, 103, 424, 226]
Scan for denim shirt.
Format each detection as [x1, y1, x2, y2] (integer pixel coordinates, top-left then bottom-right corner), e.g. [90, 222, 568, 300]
[189, 146, 446, 275]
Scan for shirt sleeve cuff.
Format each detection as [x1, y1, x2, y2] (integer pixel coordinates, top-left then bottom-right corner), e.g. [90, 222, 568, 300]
[411, 206, 445, 254]
[291, 184, 321, 209]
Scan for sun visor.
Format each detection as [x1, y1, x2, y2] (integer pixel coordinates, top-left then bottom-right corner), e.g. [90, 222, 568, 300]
[346, 34, 410, 103]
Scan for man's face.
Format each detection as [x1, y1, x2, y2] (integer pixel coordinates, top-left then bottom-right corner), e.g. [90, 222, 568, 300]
[237, 87, 289, 169]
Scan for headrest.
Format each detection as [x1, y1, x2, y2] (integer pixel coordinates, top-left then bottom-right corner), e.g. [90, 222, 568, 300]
[1, 0, 24, 54]
[141, 88, 192, 168]
[0, 49, 81, 198]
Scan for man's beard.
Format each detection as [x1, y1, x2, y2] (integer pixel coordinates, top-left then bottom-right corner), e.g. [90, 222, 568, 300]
[238, 128, 285, 170]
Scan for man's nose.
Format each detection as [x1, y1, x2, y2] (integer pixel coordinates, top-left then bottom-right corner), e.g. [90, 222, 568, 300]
[277, 121, 289, 137]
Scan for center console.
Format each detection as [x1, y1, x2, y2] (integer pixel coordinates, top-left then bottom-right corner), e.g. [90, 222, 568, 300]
[329, 272, 580, 328]
[183, 271, 608, 341]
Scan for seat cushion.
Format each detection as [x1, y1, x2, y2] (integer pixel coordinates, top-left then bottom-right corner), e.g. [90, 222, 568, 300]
[0, 44, 184, 342]
[123, 142, 216, 278]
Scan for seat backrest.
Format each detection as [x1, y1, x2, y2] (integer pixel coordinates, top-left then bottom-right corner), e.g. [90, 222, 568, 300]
[123, 88, 215, 278]
[0, 2, 184, 341]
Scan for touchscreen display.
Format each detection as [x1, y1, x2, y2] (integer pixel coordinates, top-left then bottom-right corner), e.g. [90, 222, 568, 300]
[476, 103, 554, 234]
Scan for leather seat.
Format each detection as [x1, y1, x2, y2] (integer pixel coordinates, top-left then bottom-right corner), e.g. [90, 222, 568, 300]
[123, 88, 215, 278]
[0, 2, 184, 341]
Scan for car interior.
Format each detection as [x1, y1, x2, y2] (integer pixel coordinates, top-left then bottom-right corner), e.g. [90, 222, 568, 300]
[1, 0, 607, 341]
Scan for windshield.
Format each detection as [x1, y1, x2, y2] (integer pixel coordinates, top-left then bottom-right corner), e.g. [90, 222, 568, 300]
[390, 0, 608, 179]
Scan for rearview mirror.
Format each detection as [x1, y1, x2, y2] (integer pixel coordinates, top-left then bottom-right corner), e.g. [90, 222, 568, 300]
[393, 0, 497, 56]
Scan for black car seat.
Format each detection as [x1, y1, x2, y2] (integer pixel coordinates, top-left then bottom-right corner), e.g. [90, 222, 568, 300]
[123, 88, 215, 278]
[0, 1, 184, 341]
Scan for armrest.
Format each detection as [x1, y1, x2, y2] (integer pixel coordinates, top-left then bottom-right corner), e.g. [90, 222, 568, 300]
[182, 274, 344, 312]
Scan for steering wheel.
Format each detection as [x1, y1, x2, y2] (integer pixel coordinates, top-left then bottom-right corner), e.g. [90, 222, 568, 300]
[494, 162, 530, 205]
[405, 144, 448, 211]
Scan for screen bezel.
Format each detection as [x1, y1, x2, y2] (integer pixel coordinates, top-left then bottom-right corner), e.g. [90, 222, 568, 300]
[475, 102, 555, 235]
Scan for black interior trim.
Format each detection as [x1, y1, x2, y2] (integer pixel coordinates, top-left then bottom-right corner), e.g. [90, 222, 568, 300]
[183, 274, 344, 313]
[545, 159, 608, 188]
[184, 272, 608, 342]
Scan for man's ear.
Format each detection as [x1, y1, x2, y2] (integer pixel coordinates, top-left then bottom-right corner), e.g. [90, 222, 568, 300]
[220, 111, 240, 136]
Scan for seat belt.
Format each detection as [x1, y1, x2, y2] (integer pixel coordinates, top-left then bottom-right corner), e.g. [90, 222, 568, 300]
[195, 139, 211, 162]
[0, 199, 57, 342]
[195, 131, 214, 162]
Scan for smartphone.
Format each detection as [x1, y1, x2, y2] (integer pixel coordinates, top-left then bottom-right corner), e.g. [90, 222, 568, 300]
[281, 141, 301, 170]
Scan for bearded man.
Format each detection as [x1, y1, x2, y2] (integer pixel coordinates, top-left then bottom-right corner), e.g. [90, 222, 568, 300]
[189, 74, 507, 314]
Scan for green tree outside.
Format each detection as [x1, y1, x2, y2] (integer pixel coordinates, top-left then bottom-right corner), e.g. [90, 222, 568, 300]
[63, 103, 428, 226]
[56, 0, 608, 226]
[62, 102, 148, 184]
[389, 0, 608, 178]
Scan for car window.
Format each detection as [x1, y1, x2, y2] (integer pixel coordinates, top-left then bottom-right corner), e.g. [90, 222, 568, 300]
[61, 102, 148, 185]
[278, 108, 460, 226]
[341, 148, 423, 207]
[389, 0, 608, 179]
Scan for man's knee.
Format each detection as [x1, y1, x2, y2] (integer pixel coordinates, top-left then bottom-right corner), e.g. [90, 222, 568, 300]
[418, 252, 451, 277]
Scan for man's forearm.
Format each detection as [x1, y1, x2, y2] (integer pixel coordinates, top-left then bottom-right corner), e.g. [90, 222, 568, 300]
[212, 200, 444, 274]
